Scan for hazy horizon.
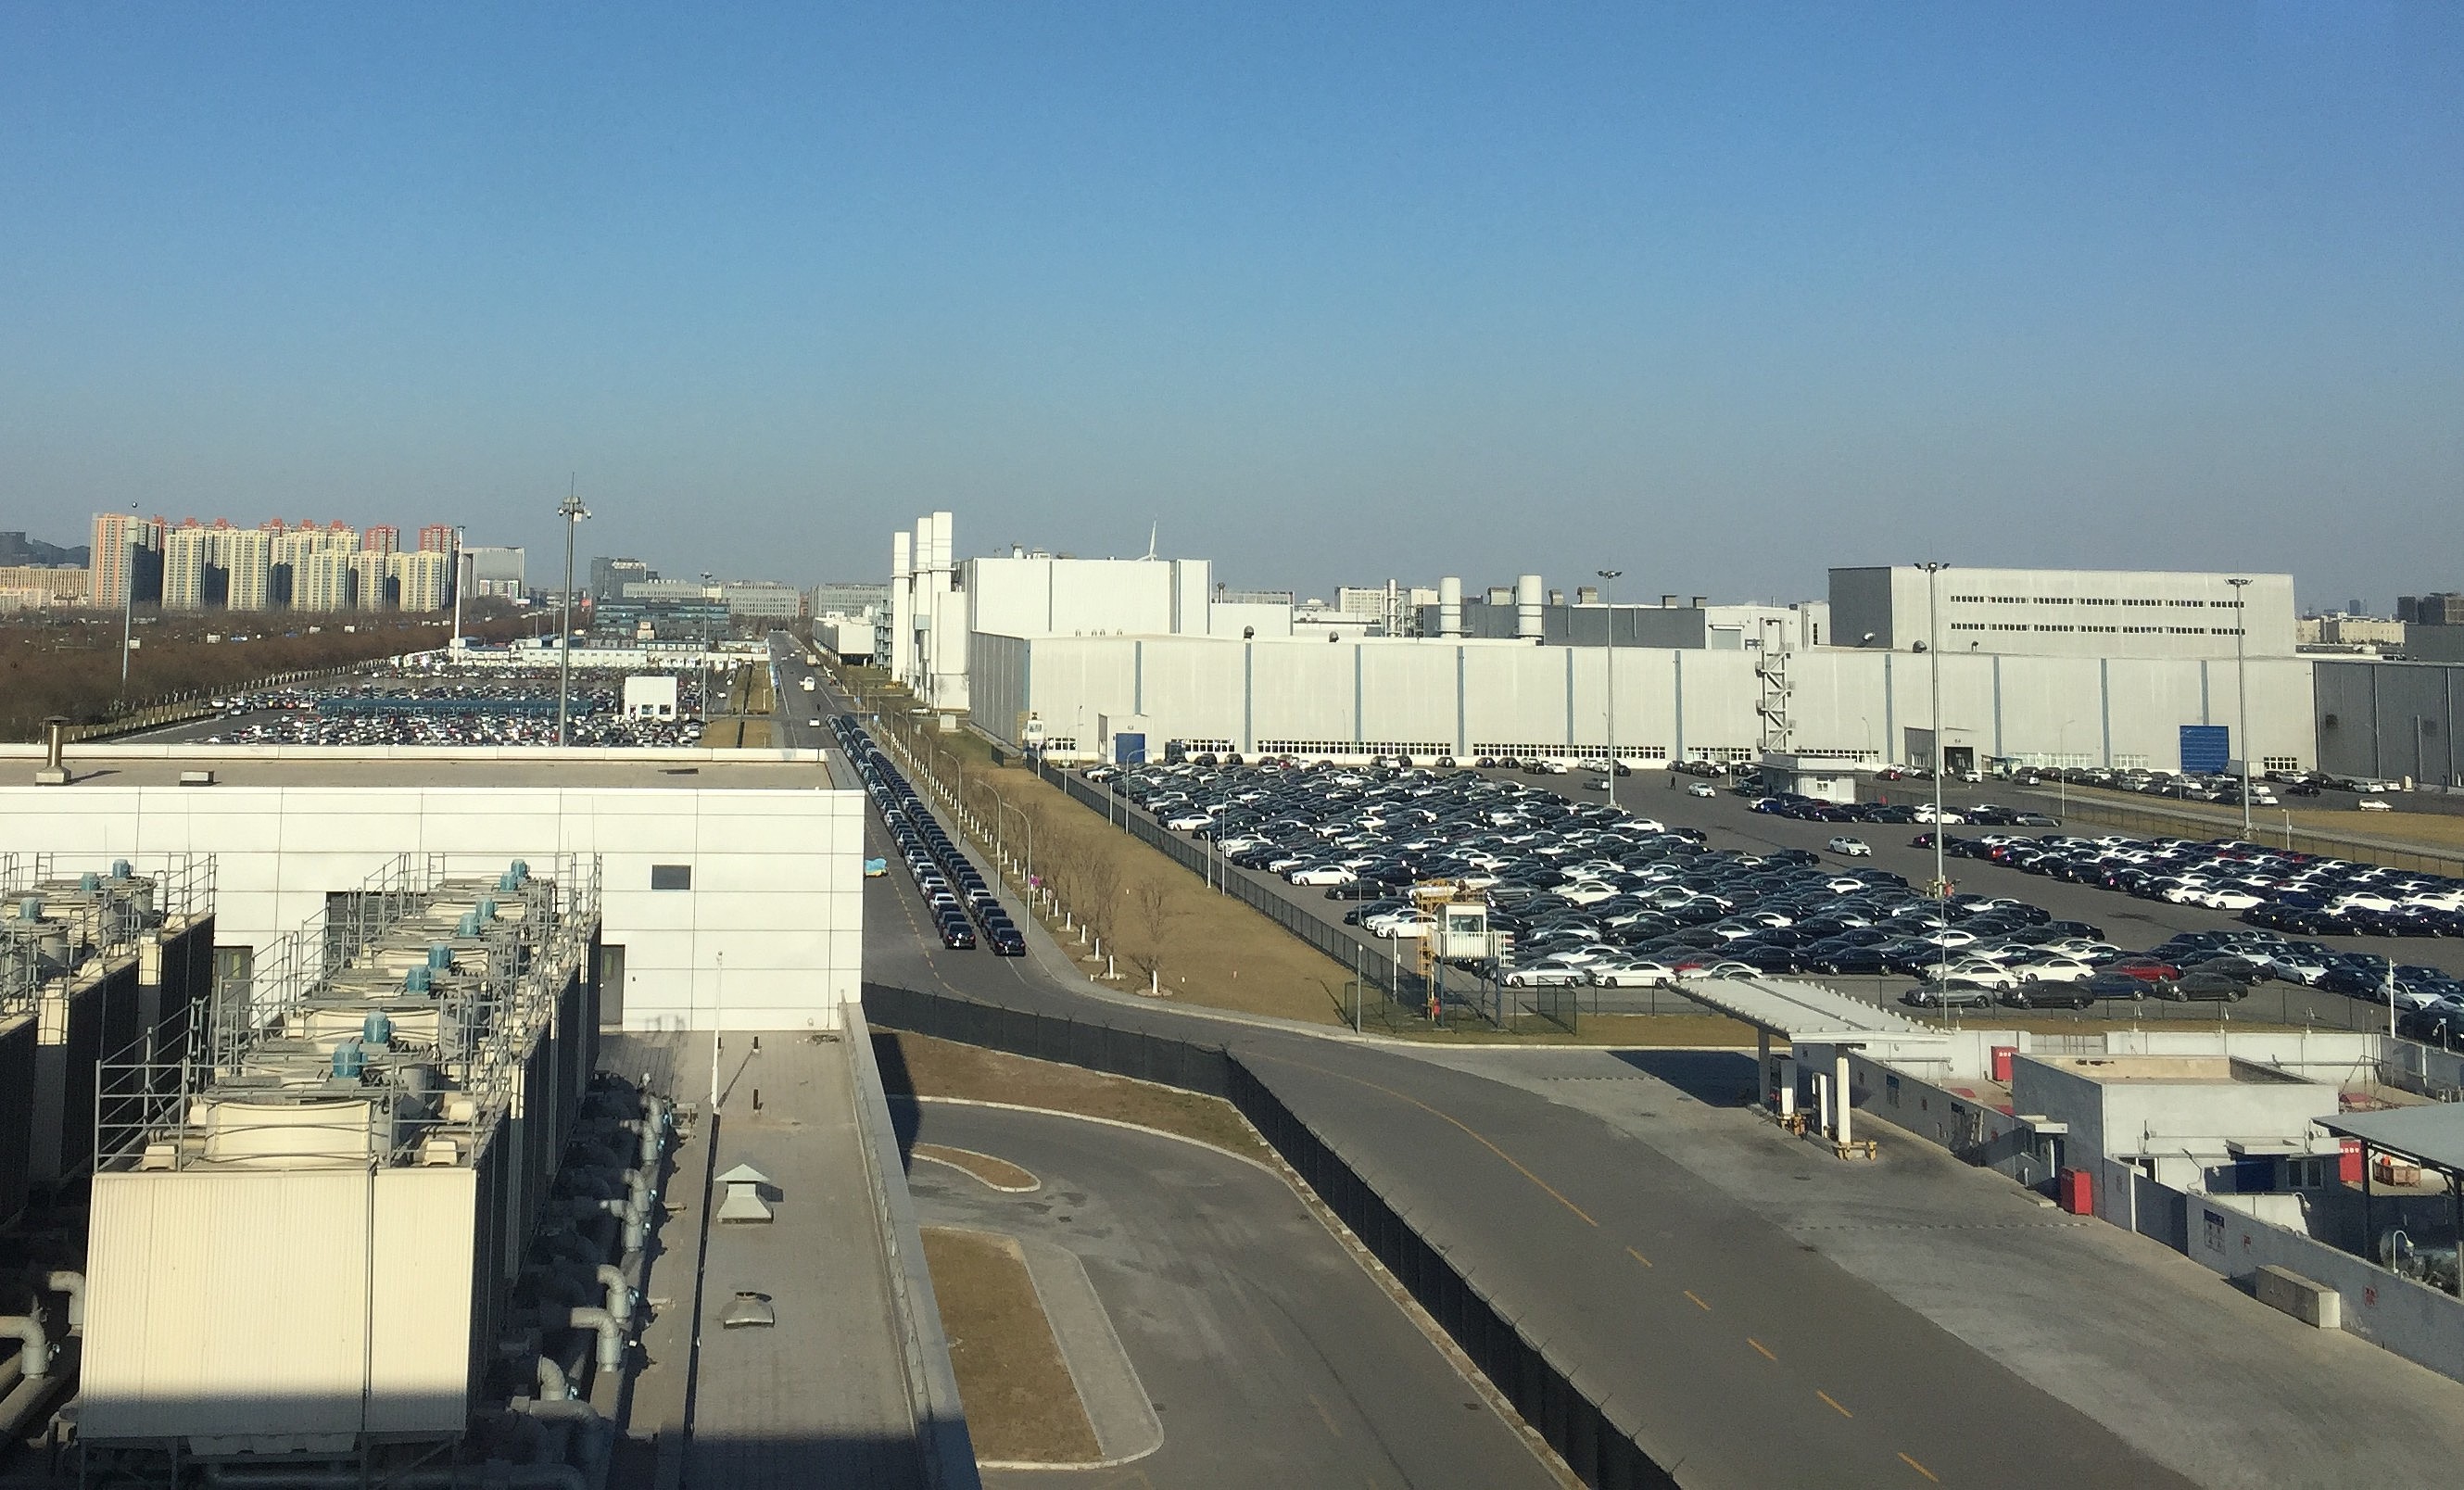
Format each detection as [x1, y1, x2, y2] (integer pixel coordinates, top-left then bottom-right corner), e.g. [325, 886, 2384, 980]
[4, 4, 2457, 611]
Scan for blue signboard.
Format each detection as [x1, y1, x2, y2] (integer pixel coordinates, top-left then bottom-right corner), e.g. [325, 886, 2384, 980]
[2180, 725, 2230, 774]
[1114, 732, 1147, 766]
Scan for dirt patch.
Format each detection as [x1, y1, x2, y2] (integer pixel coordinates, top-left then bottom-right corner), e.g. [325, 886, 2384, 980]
[874, 1029, 1271, 1164]
[914, 1143, 1041, 1192]
[920, 1226, 1102, 1465]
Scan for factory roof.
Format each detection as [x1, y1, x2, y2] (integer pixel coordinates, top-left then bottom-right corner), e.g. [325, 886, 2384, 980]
[1, 744, 843, 792]
[2322, 1104, 2464, 1176]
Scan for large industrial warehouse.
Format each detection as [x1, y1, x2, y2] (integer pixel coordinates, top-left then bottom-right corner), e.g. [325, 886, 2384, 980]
[891, 513, 2316, 776]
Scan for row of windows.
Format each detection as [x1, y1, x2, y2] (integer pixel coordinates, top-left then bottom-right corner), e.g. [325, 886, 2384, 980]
[1949, 595, 2243, 610]
[1947, 622, 2244, 637]
[2262, 755, 2303, 772]
[1254, 739, 1448, 757]
[1472, 743, 1672, 761]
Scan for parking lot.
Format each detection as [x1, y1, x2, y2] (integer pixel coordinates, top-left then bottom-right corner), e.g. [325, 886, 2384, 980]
[134, 665, 711, 747]
[1085, 754, 2464, 1039]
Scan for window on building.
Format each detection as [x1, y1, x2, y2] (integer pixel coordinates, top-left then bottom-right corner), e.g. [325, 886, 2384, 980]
[651, 864, 692, 890]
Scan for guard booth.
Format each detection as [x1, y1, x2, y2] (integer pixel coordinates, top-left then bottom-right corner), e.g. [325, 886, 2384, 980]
[1412, 882, 1491, 1020]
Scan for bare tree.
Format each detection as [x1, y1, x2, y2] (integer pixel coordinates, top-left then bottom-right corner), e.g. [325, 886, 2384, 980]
[1123, 875, 1186, 981]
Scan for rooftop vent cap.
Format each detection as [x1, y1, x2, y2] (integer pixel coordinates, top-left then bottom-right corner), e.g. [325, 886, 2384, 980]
[719, 1292, 776, 1329]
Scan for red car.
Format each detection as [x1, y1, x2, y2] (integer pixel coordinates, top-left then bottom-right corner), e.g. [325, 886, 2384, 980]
[2100, 957, 2181, 984]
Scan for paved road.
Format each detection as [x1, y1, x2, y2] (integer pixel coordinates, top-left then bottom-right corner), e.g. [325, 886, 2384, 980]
[904, 1102, 1559, 1490]
[830, 680, 2195, 1490]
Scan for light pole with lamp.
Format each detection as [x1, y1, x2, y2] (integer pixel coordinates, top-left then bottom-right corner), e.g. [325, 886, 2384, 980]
[1598, 569, 1623, 810]
[118, 501, 139, 701]
[449, 524, 467, 658]
[556, 486, 590, 746]
[1919, 562, 1952, 994]
[2229, 577, 2253, 840]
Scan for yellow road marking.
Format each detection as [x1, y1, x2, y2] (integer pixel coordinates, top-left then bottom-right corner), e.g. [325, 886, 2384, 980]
[1748, 1337, 1775, 1361]
[1899, 1451, 1940, 1482]
[1259, 1054, 1598, 1227]
[1683, 1290, 1710, 1311]
[1625, 1246, 1651, 1268]
[1818, 1389, 1853, 1419]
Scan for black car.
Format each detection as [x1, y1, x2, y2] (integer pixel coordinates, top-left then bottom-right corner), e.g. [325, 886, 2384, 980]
[2000, 979, 2095, 1010]
[987, 926, 1027, 956]
[937, 917, 977, 950]
[2154, 971, 2244, 1003]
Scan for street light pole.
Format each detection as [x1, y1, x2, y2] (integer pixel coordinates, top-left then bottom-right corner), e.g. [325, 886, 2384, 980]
[557, 486, 591, 746]
[2230, 576, 2253, 840]
[1920, 561, 1951, 991]
[1598, 569, 1622, 810]
[119, 502, 138, 700]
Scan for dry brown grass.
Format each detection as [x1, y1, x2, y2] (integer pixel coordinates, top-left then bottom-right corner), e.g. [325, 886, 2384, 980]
[879, 719, 1361, 1027]
[873, 1029, 1270, 1163]
[920, 1226, 1102, 1465]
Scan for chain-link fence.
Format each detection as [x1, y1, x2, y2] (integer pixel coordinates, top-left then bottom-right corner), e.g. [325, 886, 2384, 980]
[1026, 761, 1557, 1031]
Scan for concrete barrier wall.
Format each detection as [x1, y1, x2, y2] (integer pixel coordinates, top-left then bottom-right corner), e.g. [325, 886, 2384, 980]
[863, 981, 1679, 1490]
[1849, 1053, 2048, 1182]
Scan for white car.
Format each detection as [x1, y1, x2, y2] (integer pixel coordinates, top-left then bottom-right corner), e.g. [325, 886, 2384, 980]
[1505, 965, 1587, 987]
[1163, 812, 1215, 830]
[2358, 799, 2394, 813]
[1285, 865, 1357, 886]
[1589, 961, 1678, 988]
[1686, 782, 1717, 798]
[1940, 957, 2023, 990]
[2009, 957, 2098, 983]
[1826, 836, 1872, 858]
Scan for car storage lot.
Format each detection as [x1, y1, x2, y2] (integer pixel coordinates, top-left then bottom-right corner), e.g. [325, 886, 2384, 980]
[1102, 757, 2464, 1031]
[1620, 773, 2464, 1005]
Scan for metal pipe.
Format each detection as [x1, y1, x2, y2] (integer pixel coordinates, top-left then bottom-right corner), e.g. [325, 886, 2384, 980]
[0, 1316, 49, 1378]
[593, 1264, 633, 1326]
[568, 1305, 624, 1373]
[44, 1270, 83, 1335]
[536, 1353, 573, 1402]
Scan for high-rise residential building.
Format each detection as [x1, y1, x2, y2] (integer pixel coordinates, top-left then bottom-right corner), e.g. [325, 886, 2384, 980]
[349, 550, 394, 611]
[90, 512, 165, 607]
[419, 524, 456, 554]
[362, 525, 400, 554]
[222, 528, 273, 611]
[391, 549, 452, 612]
[295, 549, 356, 612]
[161, 522, 214, 610]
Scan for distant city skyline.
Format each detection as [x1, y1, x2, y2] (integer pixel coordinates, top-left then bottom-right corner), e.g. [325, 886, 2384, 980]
[4, 5, 2456, 606]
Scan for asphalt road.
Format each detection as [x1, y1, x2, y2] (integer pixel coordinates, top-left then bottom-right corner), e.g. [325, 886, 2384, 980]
[831, 680, 2196, 1490]
[903, 1102, 1560, 1490]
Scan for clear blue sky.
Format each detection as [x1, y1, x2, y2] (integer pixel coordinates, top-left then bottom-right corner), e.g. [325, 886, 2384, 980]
[3, 3, 2456, 608]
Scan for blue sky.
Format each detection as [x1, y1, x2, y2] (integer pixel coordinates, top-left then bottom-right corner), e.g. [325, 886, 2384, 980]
[2, 3, 2457, 608]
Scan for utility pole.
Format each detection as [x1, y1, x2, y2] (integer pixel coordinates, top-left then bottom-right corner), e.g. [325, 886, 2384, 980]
[1598, 569, 1622, 810]
[450, 524, 466, 658]
[2229, 576, 2253, 840]
[557, 483, 590, 746]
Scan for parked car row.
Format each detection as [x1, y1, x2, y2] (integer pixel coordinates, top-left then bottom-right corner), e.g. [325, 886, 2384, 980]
[1094, 759, 2253, 1003]
[837, 717, 1025, 955]
[1925, 830, 2464, 940]
[1747, 791, 2060, 828]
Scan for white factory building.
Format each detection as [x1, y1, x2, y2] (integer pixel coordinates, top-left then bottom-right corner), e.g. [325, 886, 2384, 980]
[1830, 565, 2297, 659]
[887, 514, 2317, 776]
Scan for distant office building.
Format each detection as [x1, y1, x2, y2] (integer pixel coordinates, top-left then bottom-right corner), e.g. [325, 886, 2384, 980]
[812, 581, 891, 618]
[0, 566, 91, 612]
[2296, 613, 2402, 649]
[2398, 593, 2464, 626]
[465, 546, 525, 600]
[591, 556, 653, 600]
[362, 525, 401, 555]
[721, 580, 803, 620]
[1829, 566, 2296, 658]
[90, 512, 165, 607]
